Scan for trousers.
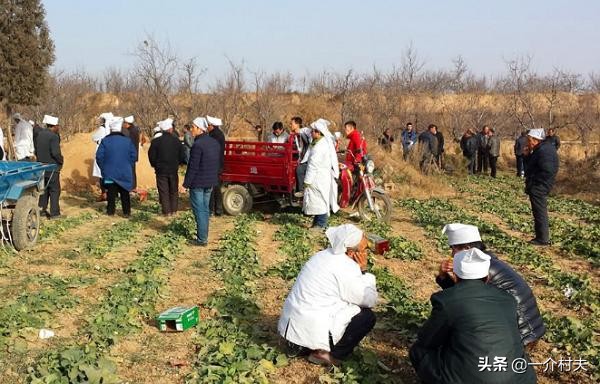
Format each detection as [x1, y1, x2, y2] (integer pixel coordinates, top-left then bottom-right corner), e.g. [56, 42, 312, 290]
[156, 173, 179, 215]
[39, 172, 61, 217]
[529, 191, 550, 243]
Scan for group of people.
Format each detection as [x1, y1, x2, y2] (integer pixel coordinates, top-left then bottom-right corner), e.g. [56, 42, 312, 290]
[278, 222, 542, 383]
[460, 125, 501, 177]
[0, 113, 64, 218]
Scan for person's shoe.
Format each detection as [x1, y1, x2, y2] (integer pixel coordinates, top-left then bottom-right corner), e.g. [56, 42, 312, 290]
[215, 211, 223, 217]
[307, 350, 339, 366]
[529, 238, 550, 246]
[47, 214, 62, 220]
[40, 210, 50, 218]
[294, 191, 304, 198]
[188, 239, 207, 247]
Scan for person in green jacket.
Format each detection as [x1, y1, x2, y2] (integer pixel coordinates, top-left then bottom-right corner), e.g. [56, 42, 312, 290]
[410, 248, 536, 384]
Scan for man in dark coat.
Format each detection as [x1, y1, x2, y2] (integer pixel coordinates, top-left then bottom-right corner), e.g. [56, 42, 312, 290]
[437, 223, 545, 346]
[514, 131, 528, 177]
[122, 115, 140, 190]
[35, 115, 64, 218]
[148, 118, 185, 216]
[460, 129, 478, 175]
[96, 117, 138, 216]
[524, 128, 559, 246]
[476, 125, 491, 174]
[206, 115, 225, 216]
[418, 124, 439, 174]
[183, 117, 220, 246]
[435, 128, 444, 169]
[545, 128, 561, 151]
[410, 247, 536, 384]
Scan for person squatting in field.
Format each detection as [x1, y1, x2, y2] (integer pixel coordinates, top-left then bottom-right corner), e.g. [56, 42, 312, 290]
[278, 224, 378, 366]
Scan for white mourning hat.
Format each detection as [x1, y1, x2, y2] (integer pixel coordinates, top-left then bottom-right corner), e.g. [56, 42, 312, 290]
[193, 117, 208, 131]
[109, 117, 123, 132]
[528, 128, 546, 141]
[453, 248, 491, 279]
[159, 118, 174, 131]
[206, 115, 222, 126]
[124, 115, 134, 124]
[42, 115, 59, 126]
[442, 223, 481, 246]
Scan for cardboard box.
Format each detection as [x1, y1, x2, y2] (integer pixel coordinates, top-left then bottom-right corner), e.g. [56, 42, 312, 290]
[157, 306, 199, 332]
[367, 233, 389, 255]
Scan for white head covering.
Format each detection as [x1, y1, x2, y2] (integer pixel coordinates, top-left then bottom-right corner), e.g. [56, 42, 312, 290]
[99, 112, 113, 122]
[159, 118, 174, 131]
[206, 115, 222, 126]
[325, 224, 364, 255]
[124, 115, 134, 124]
[310, 118, 333, 138]
[28, 120, 35, 125]
[528, 128, 545, 141]
[109, 117, 123, 132]
[442, 223, 481, 246]
[153, 126, 161, 133]
[42, 115, 59, 126]
[193, 117, 208, 131]
[12, 113, 21, 121]
[453, 248, 491, 280]
[334, 132, 342, 140]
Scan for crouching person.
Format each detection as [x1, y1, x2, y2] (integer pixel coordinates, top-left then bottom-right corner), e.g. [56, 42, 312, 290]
[278, 224, 377, 366]
[410, 248, 536, 384]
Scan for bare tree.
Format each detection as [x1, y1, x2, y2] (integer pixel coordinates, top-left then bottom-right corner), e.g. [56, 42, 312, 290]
[209, 57, 246, 136]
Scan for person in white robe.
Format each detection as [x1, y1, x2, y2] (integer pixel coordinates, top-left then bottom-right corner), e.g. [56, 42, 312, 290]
[91, 112, 113, 201]
[12, 113, 35, 160]
[278, 224, 378, 365]
[302, 118, 340, 229]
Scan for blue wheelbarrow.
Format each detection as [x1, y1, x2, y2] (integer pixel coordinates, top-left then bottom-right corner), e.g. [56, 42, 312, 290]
[0, 161, 57, 250]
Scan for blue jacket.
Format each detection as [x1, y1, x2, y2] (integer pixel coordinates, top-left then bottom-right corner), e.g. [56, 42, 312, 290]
[401, 129, 417, 149]
[96, 132, 138, 191]
[183, 134, 220, 189]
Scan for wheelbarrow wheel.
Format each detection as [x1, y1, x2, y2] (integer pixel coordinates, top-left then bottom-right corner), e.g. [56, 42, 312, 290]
[222, 185, 253, 216]
[12, 195, 40, 251]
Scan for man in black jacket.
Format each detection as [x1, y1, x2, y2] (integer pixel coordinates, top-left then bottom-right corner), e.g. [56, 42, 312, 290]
[148, 118, 185, 216]
[514, 130, 529, 177]
[206, 115, 225, 216]
[35, 115, 64, 218]
[411, 246, 536, 384]
[437, 223, 545, 346]
[183, 117, 220, 246]
[122, 115, 140, 190]
[476, 125, 490, 174]
[524, 128, 559, 245]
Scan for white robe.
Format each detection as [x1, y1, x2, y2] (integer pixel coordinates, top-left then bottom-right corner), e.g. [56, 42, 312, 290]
[303, 136, 339, 216]
[278, 248, 378, 351]
[91, 125, 109, 178]
[13, 120, 34, 159]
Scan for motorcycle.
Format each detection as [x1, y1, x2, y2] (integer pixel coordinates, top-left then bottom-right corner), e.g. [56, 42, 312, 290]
[338, 154, 393, 223]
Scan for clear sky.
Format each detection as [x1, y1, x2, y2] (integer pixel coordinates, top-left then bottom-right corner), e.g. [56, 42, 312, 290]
[43, 0, 600, 85]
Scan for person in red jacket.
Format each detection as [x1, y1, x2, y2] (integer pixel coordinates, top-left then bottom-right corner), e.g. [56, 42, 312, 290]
[340, 121, 367, 208]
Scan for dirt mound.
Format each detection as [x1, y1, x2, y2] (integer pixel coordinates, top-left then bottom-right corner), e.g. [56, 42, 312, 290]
[554, 153, 600, 202]
[60, 133, 156, 192]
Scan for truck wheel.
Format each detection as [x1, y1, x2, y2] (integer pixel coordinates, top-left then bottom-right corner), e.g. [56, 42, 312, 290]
[357, 191, 392, 224]
[12, 195, 40, 251]
[222, 185, 253, 216]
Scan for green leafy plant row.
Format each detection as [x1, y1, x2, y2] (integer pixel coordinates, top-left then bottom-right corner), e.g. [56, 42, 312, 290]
[39, 212, 98, 240]
[27, 213, 189, 384]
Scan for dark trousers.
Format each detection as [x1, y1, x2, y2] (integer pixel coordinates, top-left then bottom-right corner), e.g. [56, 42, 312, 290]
[312, 214, 328, 228]
[466, 155, 476, 174]
[516, 155, 525, 176]
[39, 172, 61, 217]
[529, 192, 550, 243]
[296, 162, 308, 191]
[156, 173, 179, 215]
[131, 164, 137, 190]
[476, 149, 489, 174]
[106, 183, 131, 216]
[209, 177, 223, 215]
[284, 308, 376, 360]
[489, 155, 498, 178]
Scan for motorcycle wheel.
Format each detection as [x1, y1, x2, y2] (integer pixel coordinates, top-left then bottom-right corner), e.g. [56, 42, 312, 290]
[357, 190, 392, 224]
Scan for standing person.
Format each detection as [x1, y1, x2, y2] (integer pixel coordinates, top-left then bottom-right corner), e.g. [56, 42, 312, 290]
[182, 124, 194, 164]
[207, 115, 226, 216]
[35, 115, 63, 218]
[92, 112, 113, 201]
[417, 124, 439, 174]
[148, 118, 185, 217]
[460, 129, 477, 175]
[378, 128, 394, 152]
[524, 128, 559, 246]
[122, 115, 140, 191]
[401, 122, 417, 160]
[476, 125, 490, 174]
[340, 121, 367, 208]
[487, 128, 501, 178]
[95, 117, 138, 217]
[514, 130, 528, 177]
[435, 127, 445, 169]
[410, 247, 536, 384]
[437, 223, 546, 346]
[303, 119, 339, 229]
[278, 224, 377, 366]
[546, 128, 561, 151]
[291, 116, 312, 196]
[12, 113, 35, 161]
[183, 117, 220, 246]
